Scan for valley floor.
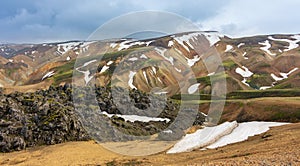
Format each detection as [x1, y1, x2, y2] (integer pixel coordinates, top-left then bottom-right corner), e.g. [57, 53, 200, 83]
[0, 123, 299, 165]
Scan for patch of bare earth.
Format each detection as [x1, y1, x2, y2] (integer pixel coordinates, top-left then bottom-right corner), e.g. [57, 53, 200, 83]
[0, 123, 299, 166]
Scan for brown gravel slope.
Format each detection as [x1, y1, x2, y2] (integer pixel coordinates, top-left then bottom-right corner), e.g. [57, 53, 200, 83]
[0, 123, 299, 166]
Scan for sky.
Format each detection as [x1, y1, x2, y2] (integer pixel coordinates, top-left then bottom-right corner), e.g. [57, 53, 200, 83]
[1, 0, 300, 43]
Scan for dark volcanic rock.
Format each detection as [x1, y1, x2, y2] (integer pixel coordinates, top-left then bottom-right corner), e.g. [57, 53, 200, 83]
[0, 86, 89, 152]
[0, 85, 205, 152]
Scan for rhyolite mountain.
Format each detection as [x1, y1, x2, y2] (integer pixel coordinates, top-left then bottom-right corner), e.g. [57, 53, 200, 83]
[1, 31, 300, 153]
[0, 31, 299, 95]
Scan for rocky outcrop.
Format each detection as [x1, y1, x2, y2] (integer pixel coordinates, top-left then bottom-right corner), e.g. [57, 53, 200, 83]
[0, 85, 206, 152]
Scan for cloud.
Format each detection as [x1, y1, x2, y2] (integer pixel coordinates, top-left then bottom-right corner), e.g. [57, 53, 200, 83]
[0, 0, 299, 43]
[198, 0, 300, 37]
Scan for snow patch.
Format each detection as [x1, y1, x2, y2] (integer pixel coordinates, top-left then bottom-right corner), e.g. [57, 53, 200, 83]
[205, 122, 289, 149]
[82, 60, 97, 68]
[271, 67, 298, 81]
[235, 66, 253, 77]
[242, 52, 248, 59]
[128, 71, 137, 89]
[207, 72, 215, 76]
[259, 86, 272, 90]
[107, 61, 113, 65]
[42, 71, 55, 80]
[225, 45, 233, 52]
[186, 55, 201, 67]
[162, 130, 173, 134]
[101, 111, 170, 123]
[175, 67, 182, 73]
[128, 57, 138, 61]
[155, 48, 174, 65]
[167, 121, 238, 154]
[143, 71, 148, 83]
[100, 65, 109, 74]
[66, 56, 71, 61]
[268, 36, 300, 52]
[75, 59, 98, 85]
[188, 83, 201, 94]
[168, 41, 174, 47]
[203, 32, 224, 46]
[152, 67, 157, 74]
[237, 43, 245, 48]
[57, 42, 81, 55]
[241, 78, 250, 87]
[118, 40, 146, 51]
[140, 54, 148, 59]
[110, 43, 118, 48]
[259, 40, 276, 56]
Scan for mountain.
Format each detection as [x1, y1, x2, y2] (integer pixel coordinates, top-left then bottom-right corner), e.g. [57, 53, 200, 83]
[0, 31, 299, 154]
[0, 31, 299, 96]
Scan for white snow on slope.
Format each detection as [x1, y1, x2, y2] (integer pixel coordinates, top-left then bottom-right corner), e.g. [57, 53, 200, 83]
[110, 43, 118, 48]
[173, 34, 196, 52]
[155, 48, 174, 65]
[100, 65, 109, 74]
[271, 73, 283, 81]
[207, 72, 215, 76]
[225, 45, 233, 52]
[259, 40, 276, 56]
[173, 32, 224, 52]
[152, 66, 157, 74]
[145, 40, 153, 46]
[128, 71, 137, 89]
[107, 61, 114, 65]
[42, 71, 55, 80]
[188, 83, 201, 94]
[175, 67, 182, 73]
[186, 55, 201, 67]
[82, 59, 97, 67]
[117, 40, 147, 51]
[66, 56, 71, 61]
[268, 35, 300, 52]
[271, 67, 299, 81]
[83, 70, 93, 84]
[235, 66, 253, 77]
[237, 43, 245, 48]
[203, 32, 224, 46]
[163, 129, 173, 134]
[167, 121, 238, 154]
[57, 42, 81, 55]
[241, 78, 250, 87]
[143, 71, 148, 83]
[168, 40, 174, 47]
[243, 52, 248, 59]
[101, 111, 170, 123]
[75, 59, 98, 85]
[128, 57, 138, 61]
[259, 86, 273, 90]
[205, 122, 289, 149]
[81, 41, 96, 52]
[140, 54, 148, 59]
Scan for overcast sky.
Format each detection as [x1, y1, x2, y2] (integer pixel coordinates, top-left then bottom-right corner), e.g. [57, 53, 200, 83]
[1, 0, 300, 43]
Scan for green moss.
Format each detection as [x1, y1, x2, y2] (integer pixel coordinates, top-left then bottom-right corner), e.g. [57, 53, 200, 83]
[222, 59, 238, 70]
[227, 89, 300, 99]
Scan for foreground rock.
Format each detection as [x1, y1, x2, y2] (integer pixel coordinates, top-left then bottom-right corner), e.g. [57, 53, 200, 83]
[0, 85, 206, 152]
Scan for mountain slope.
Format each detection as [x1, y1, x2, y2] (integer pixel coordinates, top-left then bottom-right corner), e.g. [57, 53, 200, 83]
[0, 32, 299, 95]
